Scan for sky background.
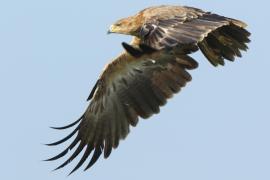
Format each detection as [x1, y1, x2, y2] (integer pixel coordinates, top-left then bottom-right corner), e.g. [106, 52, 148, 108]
[0, 0, 269, 180]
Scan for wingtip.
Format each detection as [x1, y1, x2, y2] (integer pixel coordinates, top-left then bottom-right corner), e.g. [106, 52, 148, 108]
[43, 158, 51, 162]
[87, 80, 99, 101]
[84, 146, 103, 171]
[50, 126, 64, 130]
[53, 166, 62, 172]
[44, 147, 70, 162]
[50, 116, 83, 130]
[44, 143, 54, 147]
[46, 126, 80, 147]
[121, 42, 128, 46]
[68, 169, 77, 176]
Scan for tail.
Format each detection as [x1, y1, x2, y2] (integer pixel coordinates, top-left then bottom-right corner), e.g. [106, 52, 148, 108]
[198, 18, 251, 66]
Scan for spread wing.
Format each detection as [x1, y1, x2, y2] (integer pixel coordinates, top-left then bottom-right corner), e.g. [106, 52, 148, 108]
[139, 6, 250, 66]
[46, 47, 198, 175]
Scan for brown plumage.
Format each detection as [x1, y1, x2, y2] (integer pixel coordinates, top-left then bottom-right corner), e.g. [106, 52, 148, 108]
[46, 5, 250, 174]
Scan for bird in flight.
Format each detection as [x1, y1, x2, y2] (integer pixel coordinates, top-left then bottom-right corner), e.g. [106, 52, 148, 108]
[46, 5, 250, 175]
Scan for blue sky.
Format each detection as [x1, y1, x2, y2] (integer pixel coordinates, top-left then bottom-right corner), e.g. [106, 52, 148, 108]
[0, 0, 269, 180]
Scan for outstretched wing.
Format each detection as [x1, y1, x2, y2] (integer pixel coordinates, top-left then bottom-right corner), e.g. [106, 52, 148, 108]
[139, 6, 250, 66]
[140, 6, 246, 50]
[46, 47, 198, 175]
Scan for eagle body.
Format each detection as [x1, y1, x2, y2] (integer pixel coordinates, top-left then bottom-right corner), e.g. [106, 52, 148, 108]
[46, 5, 250, 175]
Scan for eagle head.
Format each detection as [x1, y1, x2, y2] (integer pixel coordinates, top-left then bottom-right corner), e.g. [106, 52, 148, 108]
[108, 16, 142, 36]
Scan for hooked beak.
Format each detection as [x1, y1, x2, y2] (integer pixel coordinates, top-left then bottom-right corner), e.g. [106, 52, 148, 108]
[107, 25, 117, 34]
[107, 25, 113, 34]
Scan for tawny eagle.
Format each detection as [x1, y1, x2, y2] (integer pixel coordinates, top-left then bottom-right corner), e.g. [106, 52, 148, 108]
[46, 5, 250, 175]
